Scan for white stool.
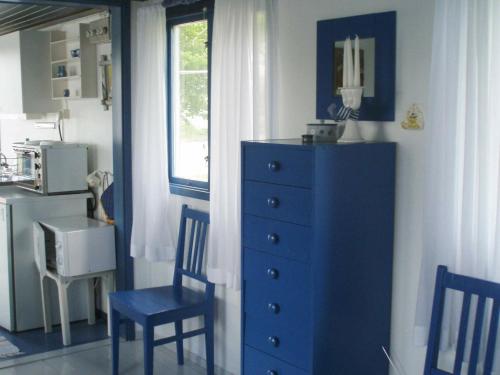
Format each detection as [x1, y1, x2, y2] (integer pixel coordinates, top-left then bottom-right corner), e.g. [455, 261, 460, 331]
[34, 222, 115, 346]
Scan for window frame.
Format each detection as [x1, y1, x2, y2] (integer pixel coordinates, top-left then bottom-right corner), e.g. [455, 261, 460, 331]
[166, 2, 213, 201]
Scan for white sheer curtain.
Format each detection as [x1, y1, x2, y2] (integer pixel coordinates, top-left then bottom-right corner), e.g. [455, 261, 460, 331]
[415, 0, 500, 353]
[207, 0, 277, 289]
[130, 4, 176, 262]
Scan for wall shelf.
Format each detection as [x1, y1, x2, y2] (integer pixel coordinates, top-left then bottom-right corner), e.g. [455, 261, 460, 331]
[50, 25, 97, 100]
[51, 57, 80, 65]
[51, 75, 81, 81]
[50, 38, 79, 45]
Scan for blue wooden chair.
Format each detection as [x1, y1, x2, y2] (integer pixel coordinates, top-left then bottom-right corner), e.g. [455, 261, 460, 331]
[109, 205, 215, 375]
[425, 265, 500, 375]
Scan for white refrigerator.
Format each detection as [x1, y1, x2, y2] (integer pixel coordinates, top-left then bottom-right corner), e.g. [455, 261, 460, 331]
[0, 186, 92, 331]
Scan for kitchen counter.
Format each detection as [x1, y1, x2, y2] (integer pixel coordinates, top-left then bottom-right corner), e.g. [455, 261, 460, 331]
[0, 186, 92, 204]
[0, 175, 32, 186]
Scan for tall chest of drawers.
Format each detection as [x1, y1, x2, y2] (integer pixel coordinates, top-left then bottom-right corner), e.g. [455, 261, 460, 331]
[241, 140, 396, 375]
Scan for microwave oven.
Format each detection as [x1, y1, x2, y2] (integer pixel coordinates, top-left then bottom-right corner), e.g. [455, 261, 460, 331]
[34, 216, 116, 277]
[12, 140, 88, 195]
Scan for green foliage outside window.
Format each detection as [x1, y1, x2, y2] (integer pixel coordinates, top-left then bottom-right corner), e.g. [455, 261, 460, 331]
[178, 20, 208, 142]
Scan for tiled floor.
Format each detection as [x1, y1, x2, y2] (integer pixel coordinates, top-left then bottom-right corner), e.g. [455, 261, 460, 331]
[0, 339, 210, 375]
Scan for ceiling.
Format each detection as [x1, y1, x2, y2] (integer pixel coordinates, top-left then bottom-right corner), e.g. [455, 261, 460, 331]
[0, 3, 100, 36]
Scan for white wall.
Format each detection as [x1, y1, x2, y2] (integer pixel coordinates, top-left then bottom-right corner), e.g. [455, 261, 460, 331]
[134, 0, 435, 374]
[276, 0, 434, 374]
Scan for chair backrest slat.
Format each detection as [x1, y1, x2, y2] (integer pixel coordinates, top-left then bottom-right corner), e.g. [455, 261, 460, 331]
[196, 222, 207, 275]
[174, 205, 211, 287]
[452, 292, 471, 374]
[190, 220, 202, 273]
[484, 300, 500, 375]
[467, 295, 486, 375]
[425, 265, 500, 375]
[186, 220, 197, 272]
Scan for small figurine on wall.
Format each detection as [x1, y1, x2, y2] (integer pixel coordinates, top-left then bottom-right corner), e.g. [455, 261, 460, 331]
[401, 103, 424, 130]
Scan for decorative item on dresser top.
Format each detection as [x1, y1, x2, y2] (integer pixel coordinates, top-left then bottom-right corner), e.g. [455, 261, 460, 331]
[338, 35, 364, 143]
[241, 139, 396, 375]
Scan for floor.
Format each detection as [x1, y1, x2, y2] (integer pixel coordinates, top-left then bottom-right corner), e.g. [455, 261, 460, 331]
[0, 319, 108, 358]
[0, 339, 211, 375]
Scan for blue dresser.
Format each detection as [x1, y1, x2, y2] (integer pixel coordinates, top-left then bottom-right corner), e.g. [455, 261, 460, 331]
[241, 140, 396, 375]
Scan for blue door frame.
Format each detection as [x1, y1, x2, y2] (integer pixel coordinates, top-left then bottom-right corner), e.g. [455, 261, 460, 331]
[0, 0, 135, 340]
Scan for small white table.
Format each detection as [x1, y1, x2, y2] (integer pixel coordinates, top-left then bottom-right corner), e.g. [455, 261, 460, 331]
[33, 217, 116, 346]
[39, 269, 115, 346]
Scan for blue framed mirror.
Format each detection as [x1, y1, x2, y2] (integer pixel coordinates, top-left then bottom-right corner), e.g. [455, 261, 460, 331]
[316, 11, 396, 121]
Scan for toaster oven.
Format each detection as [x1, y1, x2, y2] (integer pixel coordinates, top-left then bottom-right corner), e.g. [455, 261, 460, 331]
[12, 140, 88, 195]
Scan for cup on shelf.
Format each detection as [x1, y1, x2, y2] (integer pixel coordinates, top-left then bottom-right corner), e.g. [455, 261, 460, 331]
[57, 65, 67, 78]
[70, 49, 80, 58]
[63, 89, 70, 98]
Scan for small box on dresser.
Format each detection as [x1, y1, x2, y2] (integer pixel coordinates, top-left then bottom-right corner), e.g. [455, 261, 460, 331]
[241, 139, 396, 375]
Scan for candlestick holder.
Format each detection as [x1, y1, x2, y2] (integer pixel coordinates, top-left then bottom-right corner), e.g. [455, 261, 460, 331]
[339, 87, 364, 143]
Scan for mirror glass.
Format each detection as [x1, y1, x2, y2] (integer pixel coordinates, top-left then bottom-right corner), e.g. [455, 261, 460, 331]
[333, 38, 375, 97]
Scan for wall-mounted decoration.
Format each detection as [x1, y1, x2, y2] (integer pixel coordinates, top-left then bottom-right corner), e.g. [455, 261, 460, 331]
[316, 11, 396, 122]
[401, 103, 424, 129]
[99, 55, 112, 111]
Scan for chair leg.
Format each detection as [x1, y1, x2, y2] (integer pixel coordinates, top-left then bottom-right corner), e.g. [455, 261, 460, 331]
[111, 307, 120, 375]
[104, 272, 115, 337]
[175, 320, 184, 365]
[87, 278, 96, 325]
[57, 279, 71, 346]
[40, 276, 52, 333]
[204, 314, 215, 375]
[143, 323, 154, 375]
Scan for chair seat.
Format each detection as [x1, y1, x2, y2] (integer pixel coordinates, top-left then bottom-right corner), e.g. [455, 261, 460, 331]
[110, 286, 207, 324]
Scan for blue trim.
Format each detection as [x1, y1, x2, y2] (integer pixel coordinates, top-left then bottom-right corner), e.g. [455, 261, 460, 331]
[110, 1, 135, 341]
[316, 11, 397, 121]
[166, 5, 213, 200]
[0, 0, 135, 341]
[170, 183, 209, 201]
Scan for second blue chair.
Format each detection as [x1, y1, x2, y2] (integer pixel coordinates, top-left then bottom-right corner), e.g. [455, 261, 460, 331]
[425, 265, 500, 375]
[109, 205, 215, 375]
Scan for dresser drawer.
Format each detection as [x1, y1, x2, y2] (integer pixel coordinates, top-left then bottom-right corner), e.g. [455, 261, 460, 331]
[243, 215, 311, 263]
[244, 346, 309, 375]
[243, 144, 312, 188]
[243, 181, 312, 226]
[245, 314, 312, 370]
[243, 249, 311, 369]
[244, 249, 310, 322]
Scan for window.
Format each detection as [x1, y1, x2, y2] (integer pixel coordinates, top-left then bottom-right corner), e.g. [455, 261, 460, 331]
[167, 3, 213, 200]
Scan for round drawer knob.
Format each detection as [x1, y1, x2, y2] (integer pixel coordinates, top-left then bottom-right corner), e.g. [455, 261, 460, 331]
[268, 336, 280, 347]
[268, 303, 281, 314]
[267, 233, 279, 244]
[267, 197, 280, 208]
[267, 268, 279, 279]
[267, 371, 278, 375]
[267, 161, 280, 172]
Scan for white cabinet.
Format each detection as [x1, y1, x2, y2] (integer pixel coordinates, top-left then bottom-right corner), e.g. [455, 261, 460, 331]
[0, 31, 60, 119]
[50, 25, 98, 100]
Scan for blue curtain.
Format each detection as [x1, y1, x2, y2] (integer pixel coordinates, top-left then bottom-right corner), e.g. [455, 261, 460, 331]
[162, 0, 201, 7]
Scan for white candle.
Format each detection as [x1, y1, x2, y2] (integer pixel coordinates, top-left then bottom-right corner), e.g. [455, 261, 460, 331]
[345, 37, 354, 87]
[342, 37, 348, 87]
[353, 35, 360, 87]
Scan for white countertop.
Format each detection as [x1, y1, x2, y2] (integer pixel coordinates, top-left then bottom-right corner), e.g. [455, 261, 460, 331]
[0, 186, 92, 204]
